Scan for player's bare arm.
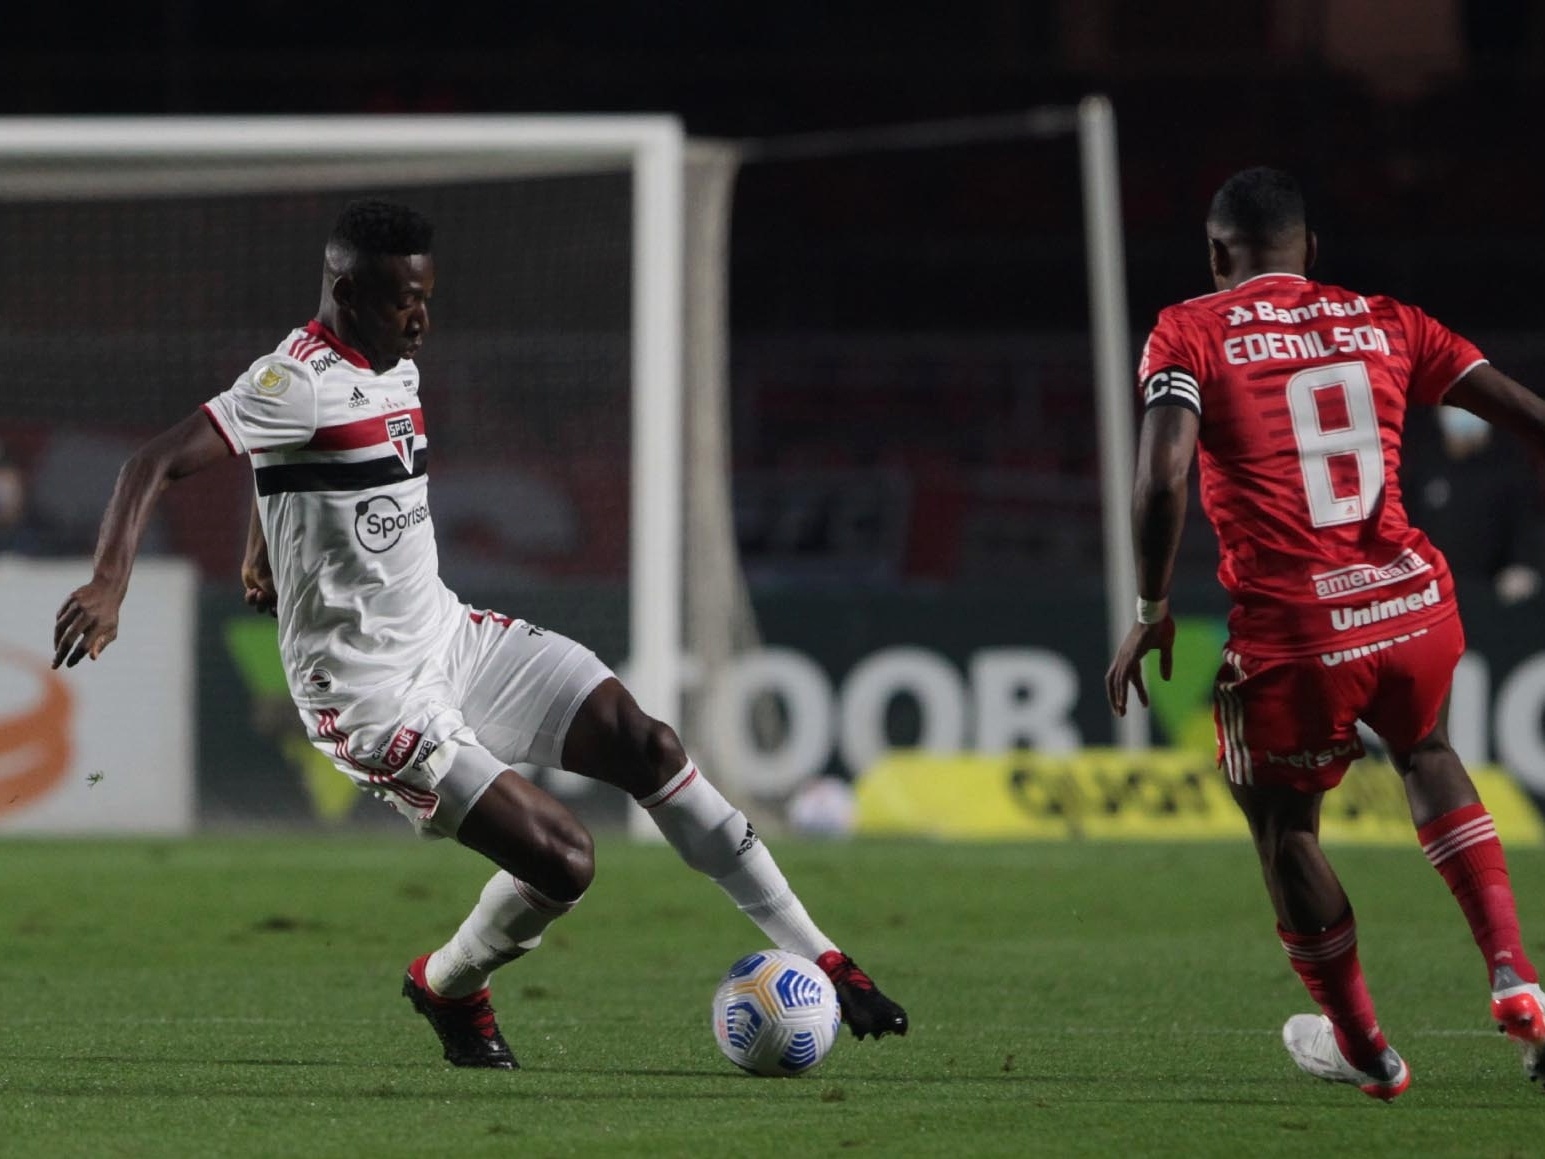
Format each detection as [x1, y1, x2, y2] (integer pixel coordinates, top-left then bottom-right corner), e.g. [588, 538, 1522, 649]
[241, 494, 278, 616]
[52, 410, 230, 669]
[1444, 363, 1545, 452]
[1106, 402, 1199, 716]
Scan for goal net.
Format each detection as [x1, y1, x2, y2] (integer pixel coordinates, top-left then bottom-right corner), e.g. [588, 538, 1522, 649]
[0, 116, 747, 830]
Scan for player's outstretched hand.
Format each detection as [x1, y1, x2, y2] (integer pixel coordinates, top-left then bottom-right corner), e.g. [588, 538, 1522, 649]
[1105, 615, 1176, 716]
[53, 579, 126, 669]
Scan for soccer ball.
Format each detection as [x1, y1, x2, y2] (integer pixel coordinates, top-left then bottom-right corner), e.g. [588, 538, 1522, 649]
[711, 949, 842, 1076]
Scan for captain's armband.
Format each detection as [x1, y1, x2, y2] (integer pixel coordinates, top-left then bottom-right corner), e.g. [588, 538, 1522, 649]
[1141, 367, 1202, 416]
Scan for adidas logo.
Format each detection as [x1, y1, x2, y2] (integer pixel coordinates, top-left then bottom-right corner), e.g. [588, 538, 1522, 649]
[347, 386, 369, 409]
[737, 822, 760, 856]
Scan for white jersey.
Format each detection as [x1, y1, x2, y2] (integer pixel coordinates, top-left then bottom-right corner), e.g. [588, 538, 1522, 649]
[203, 320, 462, 706]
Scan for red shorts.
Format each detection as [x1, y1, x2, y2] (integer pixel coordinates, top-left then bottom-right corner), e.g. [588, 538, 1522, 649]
[1211, 612, 1464, 793]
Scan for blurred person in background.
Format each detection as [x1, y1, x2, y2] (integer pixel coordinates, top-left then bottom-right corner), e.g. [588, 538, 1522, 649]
[1404, 405, 1545, 606]
[0, 441, 60, 556]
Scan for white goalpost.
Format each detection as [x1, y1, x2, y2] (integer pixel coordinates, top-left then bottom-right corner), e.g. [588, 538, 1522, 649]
[1077, 96, 1147, 750]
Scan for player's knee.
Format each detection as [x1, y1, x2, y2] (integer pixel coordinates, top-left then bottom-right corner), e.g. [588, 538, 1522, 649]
[536, 815, 596, 901]
[1392, 732, 1457, 777]
[640, 717, 687, 776]
[606, 710, 687, 796]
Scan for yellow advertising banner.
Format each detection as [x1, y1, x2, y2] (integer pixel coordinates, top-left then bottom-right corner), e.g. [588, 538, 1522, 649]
[854, 748, 1545, 846]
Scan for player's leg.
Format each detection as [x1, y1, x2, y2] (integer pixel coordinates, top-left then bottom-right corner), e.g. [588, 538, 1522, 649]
[1229, 781, 1405, 1096]
[406, 765, 596, 1070]
[306, 691, 592, 1069]
[560, 676, 908, 1040]
[1395, 726, 1540, 992]
[1390, 723, 1545, 1075]
[1216, 651, 1408, 1099]
[455, 767, 595, 900]
[421, 765, 594, 985]
[402, 769, 595, 1069]
[1364, 616, 1545, 1078]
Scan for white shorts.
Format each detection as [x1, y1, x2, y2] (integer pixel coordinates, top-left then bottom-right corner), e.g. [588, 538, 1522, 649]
[300, 609, 612, 838]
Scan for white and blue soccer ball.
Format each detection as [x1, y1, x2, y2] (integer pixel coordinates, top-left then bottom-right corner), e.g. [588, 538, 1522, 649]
[712, 949, 842, 1076]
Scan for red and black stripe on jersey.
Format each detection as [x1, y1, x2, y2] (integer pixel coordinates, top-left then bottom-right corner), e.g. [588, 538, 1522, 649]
[255, 448, 428, 495]
[253, 405, 428, 495]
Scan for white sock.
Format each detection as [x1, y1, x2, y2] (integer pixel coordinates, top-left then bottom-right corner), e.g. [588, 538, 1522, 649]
[640, 761, 837, 962]
[425, 872, 580, 998]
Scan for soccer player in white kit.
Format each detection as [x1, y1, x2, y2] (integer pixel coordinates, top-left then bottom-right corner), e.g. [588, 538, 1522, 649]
[52, 199, 908, 1068]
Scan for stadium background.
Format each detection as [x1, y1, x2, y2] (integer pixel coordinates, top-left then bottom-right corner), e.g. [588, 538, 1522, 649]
[3, 0, 1545, 835]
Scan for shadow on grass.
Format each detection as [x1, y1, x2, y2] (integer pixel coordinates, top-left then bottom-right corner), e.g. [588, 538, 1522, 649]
[0, 1082, 767, 1102]
[2, 1056, 728, 1078]
[7, 1079, 1532, 1112]
[1, 1055, 382, 1068]
[4, 1063, 1536, 1112]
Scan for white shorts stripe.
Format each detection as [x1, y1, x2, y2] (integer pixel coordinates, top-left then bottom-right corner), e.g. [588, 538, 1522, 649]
[1216, 649, 1252, 786]
[315, 708, 439, 811]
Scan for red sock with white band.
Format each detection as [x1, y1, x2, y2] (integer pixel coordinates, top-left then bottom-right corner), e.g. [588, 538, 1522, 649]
[1279, 913, 1389, 1071]
[1419, 802, 1537, 984]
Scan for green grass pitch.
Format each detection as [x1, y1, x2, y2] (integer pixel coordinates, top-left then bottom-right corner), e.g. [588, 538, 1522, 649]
[2, 834, 1543, 1157]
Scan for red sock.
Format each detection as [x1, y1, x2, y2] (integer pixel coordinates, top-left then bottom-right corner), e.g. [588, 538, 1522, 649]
[1419, 803, 1537, 985]
[1279, 913, 1389, 1069]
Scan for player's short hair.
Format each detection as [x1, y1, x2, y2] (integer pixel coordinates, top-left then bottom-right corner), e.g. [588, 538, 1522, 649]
[328, 199, 434, 259]
[1207, 167, 1306, 245]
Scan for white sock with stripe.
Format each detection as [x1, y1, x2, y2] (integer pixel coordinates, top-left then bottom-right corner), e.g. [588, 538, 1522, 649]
[425, 872, 580, 998]
[639, 761, 836, 962]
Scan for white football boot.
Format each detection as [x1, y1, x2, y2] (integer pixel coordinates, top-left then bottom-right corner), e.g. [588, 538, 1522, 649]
[1490, 965, 1545, 1082]
[1282, 1013, 1411, 1101]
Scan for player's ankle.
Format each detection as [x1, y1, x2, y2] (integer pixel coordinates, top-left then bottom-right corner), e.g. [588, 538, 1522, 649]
[1332, 1021, 1388, 1073]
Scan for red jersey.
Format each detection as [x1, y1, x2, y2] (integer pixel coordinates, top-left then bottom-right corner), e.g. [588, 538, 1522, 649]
[1138, 272, 1486, 659]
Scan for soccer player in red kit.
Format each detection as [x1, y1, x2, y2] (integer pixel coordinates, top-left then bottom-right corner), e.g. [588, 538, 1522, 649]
[1106, 167, 1545, 1100]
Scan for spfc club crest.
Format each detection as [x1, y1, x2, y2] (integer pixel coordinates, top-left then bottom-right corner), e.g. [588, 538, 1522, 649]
[385, 413, 416, 471]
